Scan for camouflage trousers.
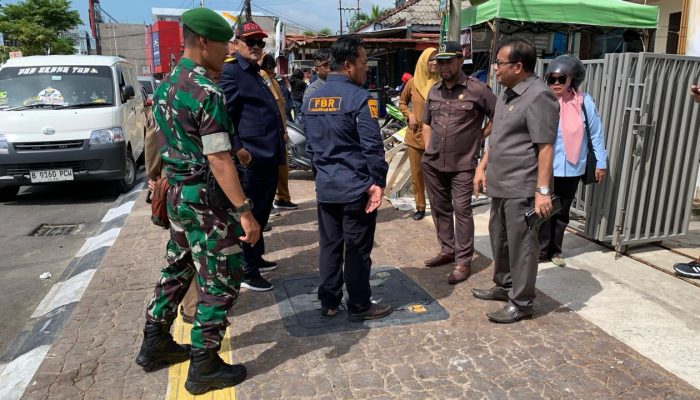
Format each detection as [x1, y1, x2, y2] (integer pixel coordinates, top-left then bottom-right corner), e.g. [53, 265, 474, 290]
[146, 184, 244, 350]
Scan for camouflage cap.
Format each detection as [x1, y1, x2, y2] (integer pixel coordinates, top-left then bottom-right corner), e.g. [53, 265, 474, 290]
[181, 7, 233, 42]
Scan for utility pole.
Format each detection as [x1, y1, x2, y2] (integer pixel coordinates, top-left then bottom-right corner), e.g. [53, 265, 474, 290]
[339, 0, 343, 35]
[244, 0, 252, 21]
[439, 0, 461, 43]
[448, 0, 460, 42]
[338, 0, 361, 35]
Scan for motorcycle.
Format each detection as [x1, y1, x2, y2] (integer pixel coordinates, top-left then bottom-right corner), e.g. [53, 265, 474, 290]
[285, 87, 407, 169]
[380, 86, 407, 139]
[286, 121, 312, 170]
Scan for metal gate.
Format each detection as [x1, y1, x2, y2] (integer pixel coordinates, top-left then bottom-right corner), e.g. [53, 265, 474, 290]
[537, 53, 700, 250]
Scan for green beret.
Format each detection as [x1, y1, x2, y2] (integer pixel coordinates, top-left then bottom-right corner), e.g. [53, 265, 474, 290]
[181, 8, 233, 42]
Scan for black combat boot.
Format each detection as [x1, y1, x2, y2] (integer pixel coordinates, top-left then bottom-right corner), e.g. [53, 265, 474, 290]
[184, 348, 247, 395]
[135, 321, 190, 372]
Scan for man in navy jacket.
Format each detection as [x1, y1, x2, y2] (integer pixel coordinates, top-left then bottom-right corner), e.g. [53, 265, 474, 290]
[220, 20, 285, 291]
[303, 36, 391, 322]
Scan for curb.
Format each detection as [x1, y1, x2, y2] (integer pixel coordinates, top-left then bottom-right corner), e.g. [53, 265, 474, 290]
[0, 176, 146, 400]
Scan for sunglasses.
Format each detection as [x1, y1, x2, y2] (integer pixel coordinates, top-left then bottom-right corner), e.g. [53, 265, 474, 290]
[493, 60, 517, 68]
[243, 38, 265, 48]
[547, 75, 568, 85]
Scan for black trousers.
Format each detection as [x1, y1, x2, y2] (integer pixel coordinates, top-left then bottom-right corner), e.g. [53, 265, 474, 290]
[489, 197, 538, 310]
[539, 175, 582, 260]
[237, 161, 279, 279]
[317, 195, 376, 314]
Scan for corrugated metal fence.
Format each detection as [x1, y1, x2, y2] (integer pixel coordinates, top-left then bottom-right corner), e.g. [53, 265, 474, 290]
[537, 53, 700, 251]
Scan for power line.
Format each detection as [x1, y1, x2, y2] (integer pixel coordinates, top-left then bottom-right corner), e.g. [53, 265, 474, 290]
[338, 0, 360, 35]
[253, 4, 322, 32]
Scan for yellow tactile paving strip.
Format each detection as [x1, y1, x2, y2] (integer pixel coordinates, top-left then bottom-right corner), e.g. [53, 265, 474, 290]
[166, 315, 236, 400]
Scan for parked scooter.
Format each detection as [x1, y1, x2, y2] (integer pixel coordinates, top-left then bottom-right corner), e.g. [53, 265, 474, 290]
[286, 121, 312, 170]
[380, 86, 407, 138]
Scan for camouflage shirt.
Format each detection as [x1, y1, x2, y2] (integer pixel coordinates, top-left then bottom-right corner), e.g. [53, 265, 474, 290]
[153, 57, 234, 203]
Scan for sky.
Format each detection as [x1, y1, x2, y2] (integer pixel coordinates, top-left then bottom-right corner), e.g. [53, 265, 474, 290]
[4, 0, 399, 34]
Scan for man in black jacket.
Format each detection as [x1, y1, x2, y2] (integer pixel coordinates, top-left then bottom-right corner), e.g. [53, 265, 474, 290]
[219, 20, 285, 291]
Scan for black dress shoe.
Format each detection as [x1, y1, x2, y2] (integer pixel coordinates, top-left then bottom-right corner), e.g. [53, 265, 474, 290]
[487, 304, 533, 323]
[412, 210, 425, 220]
[471, 286, 509, 301]
[274, 200, 298, 209]
[258, 258, 278, 272]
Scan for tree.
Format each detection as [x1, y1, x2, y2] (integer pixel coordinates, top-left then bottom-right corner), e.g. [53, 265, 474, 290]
[0, 0, 81, 56]
[348, 12, 370, 32]
[369, 5, 384, 20]
[318, 28, 332, 37]
[349, 5, 389, 32]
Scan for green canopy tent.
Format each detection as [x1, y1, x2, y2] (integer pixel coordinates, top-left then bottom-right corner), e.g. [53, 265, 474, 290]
[461, 0, 659, 30]
[459, 0, 659, 75]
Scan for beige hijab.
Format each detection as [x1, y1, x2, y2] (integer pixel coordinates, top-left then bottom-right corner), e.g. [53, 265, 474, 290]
[414, 47, 440, 100]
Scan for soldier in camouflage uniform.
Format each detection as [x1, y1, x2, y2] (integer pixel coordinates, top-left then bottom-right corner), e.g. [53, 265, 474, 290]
[134, 8, 261, 395]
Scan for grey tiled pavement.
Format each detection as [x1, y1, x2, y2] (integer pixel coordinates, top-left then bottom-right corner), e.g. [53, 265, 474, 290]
[21, 172, 700, 399]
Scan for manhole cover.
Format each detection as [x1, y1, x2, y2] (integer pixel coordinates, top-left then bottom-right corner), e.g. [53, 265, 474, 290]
[272, 266, 449, 337]
[31, 223, 84, 237]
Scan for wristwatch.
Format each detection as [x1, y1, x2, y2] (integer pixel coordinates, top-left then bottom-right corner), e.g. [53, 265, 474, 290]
[535, 187, 551, 196]
[235, 198, 254, 213]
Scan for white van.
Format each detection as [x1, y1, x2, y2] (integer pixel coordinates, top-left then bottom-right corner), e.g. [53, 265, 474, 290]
[137, 75, 157, 100]
[0, 55, 146, 200]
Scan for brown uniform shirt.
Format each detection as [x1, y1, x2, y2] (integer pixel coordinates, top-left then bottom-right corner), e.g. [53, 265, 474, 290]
[398, 78, 426, 149]
[486, 74, 559, 199]
[260, 70, 287, 132]
[422, 72, 497, 172]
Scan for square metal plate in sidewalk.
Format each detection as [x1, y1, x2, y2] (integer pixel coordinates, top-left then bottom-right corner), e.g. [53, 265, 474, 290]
[272, 266, 449, 337]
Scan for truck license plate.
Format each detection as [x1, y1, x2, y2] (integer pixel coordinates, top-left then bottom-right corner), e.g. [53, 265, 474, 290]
[30, 168, 74, 183]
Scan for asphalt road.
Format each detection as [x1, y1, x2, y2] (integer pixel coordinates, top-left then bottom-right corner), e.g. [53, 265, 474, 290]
[0, 182, 122, 353]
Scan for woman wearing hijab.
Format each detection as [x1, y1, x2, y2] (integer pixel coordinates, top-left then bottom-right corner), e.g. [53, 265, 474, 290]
[399, 48, 439, 220]
[539, 55, 608, 267]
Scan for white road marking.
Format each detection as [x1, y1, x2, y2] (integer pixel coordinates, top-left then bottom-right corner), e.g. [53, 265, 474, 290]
[75, 227, 121, 258]
[30, 269, 96, 318]
[101, 200, 135, 223]
[0, 345, 51, 400]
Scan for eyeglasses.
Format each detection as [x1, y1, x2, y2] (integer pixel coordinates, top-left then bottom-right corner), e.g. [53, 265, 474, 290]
[547, 75, 568, 85]
[493, 60, 517, 68]
[243, 37, 265, 48]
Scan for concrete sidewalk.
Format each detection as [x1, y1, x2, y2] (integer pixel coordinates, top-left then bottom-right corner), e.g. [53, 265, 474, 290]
[10, 171, 700, 399]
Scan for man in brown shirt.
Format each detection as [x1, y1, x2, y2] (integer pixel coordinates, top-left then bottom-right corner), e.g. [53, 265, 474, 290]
[472, 37, 559, 323]
[421, 41, 497, 285]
